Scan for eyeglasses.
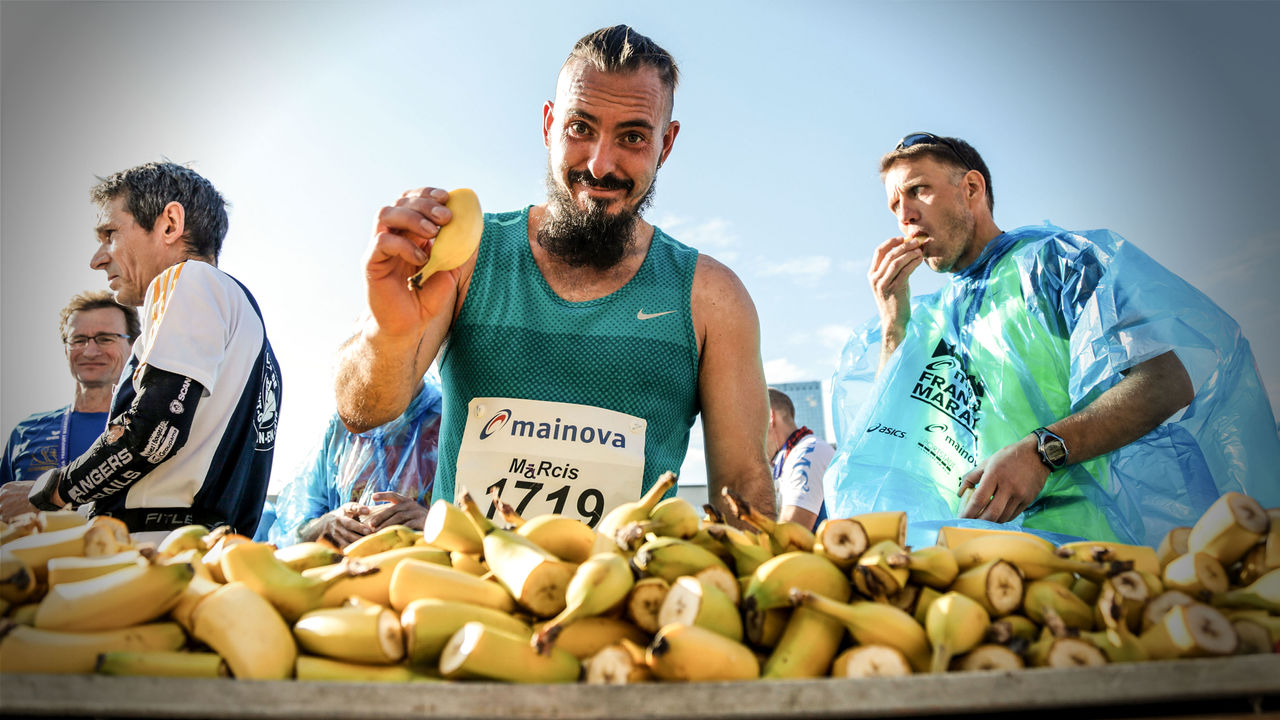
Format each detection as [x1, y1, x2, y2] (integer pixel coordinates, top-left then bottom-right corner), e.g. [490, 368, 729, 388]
[896, 132, 974, 172]
[65, 332, 132, 349]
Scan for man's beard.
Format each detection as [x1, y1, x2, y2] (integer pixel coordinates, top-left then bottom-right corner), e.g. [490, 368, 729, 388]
[538, 164, 657, 270]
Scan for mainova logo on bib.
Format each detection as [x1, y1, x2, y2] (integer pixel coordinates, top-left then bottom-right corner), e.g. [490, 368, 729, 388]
[477, 408, 629, 449]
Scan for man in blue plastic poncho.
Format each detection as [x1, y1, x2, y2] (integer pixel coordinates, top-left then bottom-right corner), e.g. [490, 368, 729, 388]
[258, 373, 442, 547]
[825, 132, 1280, 547]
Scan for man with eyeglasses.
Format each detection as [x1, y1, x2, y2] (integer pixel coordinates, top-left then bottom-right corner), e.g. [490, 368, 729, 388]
[825, 132, 1280, 546]
[0, 291, 138, 518]
[23, 162, 283, 541]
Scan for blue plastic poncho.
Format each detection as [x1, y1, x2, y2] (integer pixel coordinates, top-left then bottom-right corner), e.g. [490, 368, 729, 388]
[259, 374, 444, 546]
[825, 224, 1280, 549]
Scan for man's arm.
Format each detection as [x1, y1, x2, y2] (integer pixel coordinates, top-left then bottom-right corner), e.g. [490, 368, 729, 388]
[691, 256, 776, 523]
[28, 368, 204, 510]
[779, 505, 819, 531]
[867, 237, 924, 374]
[335, 187, 475, 433]
[959, 350, 1194, 522]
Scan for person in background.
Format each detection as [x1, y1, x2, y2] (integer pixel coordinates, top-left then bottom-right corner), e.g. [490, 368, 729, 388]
[258, 372, 442, 548]
[767, 388, 833, 531]
[826, 132, 1280, 546]
[26, 162, 283, 541]
[0, 291, 138, 518]
[333, 25, 775, 526]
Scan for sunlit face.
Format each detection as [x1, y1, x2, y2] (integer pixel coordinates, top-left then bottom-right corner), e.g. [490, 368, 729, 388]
[544, 62, 675, 219]
[89, 197, 170, 306]
[64, 307, 132, 389]
[883, 156, 979, 274]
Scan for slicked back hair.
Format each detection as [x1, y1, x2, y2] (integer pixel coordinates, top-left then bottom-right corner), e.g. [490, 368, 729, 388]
[59, 289, 140, 343]
[563, 25, 679, 113]
[879, 136, 995, 213]
[90, 161, 229, 261]
[767, 388, 795, 422]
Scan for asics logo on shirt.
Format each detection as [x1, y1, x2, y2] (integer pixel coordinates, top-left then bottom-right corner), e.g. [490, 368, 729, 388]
[636, 309, 677, 320]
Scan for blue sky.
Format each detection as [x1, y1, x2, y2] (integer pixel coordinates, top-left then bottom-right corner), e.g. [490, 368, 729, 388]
[3, 1, 1278, 492]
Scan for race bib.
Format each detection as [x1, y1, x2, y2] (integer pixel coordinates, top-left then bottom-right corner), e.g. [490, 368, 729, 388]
[455, 397, 646, 528]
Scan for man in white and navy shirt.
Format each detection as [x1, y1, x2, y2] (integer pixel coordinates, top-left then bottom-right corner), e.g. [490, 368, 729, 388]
[767, 388, 834, 531]
[29, 162, 282, 541]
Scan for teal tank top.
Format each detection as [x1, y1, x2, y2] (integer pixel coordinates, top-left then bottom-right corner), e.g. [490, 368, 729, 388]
[435, 207, 701, 503]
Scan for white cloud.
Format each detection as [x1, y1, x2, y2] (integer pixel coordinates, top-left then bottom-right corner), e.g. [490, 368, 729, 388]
[656, 214, 737, 250]
[758, 255, 832, 278]
[764, 357, 807, 384]
[818, 324, 854, 349]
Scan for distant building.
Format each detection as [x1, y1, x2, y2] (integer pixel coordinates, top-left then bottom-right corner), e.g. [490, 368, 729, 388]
[772, 380, 832, 442]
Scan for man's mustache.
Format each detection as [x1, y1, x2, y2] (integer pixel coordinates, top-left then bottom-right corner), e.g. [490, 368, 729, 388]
[568, 169, 634, 193]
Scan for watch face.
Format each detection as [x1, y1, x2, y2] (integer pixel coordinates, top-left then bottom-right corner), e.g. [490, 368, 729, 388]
[1044, 439, 1067, 465]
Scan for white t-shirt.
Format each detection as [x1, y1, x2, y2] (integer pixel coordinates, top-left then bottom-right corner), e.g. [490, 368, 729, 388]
[98, 260, 281, 532]
[772, 433, 834, 515]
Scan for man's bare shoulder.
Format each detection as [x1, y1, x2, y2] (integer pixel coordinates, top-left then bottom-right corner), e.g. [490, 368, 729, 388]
[692, 254, 756, 316]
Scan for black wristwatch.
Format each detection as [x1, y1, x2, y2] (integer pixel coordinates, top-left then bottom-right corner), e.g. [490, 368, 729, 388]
[1031, 427, 1069, 470]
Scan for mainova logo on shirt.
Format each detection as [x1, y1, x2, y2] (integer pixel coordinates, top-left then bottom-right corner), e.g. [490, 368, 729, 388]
[478, 408, 628, 448]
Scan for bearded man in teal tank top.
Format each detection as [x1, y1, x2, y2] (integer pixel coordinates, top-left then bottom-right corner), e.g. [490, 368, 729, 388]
[335, 26, 776, 529]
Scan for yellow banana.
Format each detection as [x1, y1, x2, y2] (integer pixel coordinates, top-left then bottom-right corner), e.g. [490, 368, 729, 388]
[949, 558, 1024, 616]
[913, 585, 943, 626]
[790, 589, 931, 672]
[1224, 609, 1280, 646]
[459, 490, 575, 617]
[594, 471, 677, 554]
[1186, 491, 1270, 566]
[516, 514, 599, 563]
[97, 650, 229, 678]
[952, 534, 1107, 581]
[853, 539, 910, 600]
[221, 541, 375, 622]
[811, 517, 869, 570]
[1099, 570, 1151, 632]
[1058, 540, 1160, 576]
[693, 564, 740, 606]
[34, 559, 192, 632]
[189, 581, 296, 680]
[1139, 602, 1238, 659]
[926, 591, 990, 673]
[657, 575, 742, 642]
[830, 644, 913, 677]
[1071, 576, 1101, 606]
[644, 497, 702, 540]
[343, 524, 420, 558]
[310, 545, 450, 607]
[388, 557, 515, 613]
[449, 551, 488, 576]
[1023, 579, 1094, 630]
[624, 576, 670, 633]
[935, 524, 1054, 551]
[2, 523, 93, 580]
[1232, 617, 1275, 654]
[1156, 526, 1192, 570]
[704, 525, 773, 578]
[951, 644, 1024, 672]
[273, 541, 342, 572]
[170, 572, 222, 633]
[45, 550, 144, 586]
[584, 639, 652, 684]
[420, 499, 484, 554]
[294, 656, 432, 683]
[0, 515, 41, 545]
[293, 602, 404, 664]
[743, 551, 850, 613]
[439, 621, 581, 683]
[80, 516, 131, 558]
[199, 532, 252, 583]
[1211, 567, 1280, 612]
[401, 597, 531, 666]
[852, 511, 907, 546]
[0, 621, 185, 674]
[1162, 551, 1229, 596]
[631, 535, 730, 584]
[408, 187, 483, 289]
[743, 606, 790, 649]
[721, 487, 813, 554]
[895, 545, 959, 590]
[761, 606, 843, 678]
[534, 552, 634, 652]
[37, 510, 89, 533]
[154, 524, 210, 557]
[1142, 589, 1197, 632]
[1033, 635, 1107, 668]
[532, 615, 649, 660]
[644, 622, 759, 681]
[0, 548, 38, 604]
[1080, 624, 1148, 663]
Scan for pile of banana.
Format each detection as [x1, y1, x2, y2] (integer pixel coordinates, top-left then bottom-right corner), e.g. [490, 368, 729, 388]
[0, 474, 1276, 684]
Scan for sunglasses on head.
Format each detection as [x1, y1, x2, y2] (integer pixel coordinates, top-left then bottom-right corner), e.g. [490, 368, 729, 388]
[896, 132, 974, 172]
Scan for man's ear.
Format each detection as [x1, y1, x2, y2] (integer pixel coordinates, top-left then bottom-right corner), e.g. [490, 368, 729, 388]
[658, 119, 680, 169]
[963, 170, 987, 209]
[154, 201, 186, 250]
